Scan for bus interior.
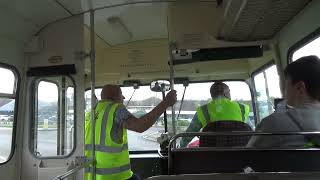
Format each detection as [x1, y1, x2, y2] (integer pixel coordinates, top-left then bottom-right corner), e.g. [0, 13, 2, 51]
[0, 0, 320, 179]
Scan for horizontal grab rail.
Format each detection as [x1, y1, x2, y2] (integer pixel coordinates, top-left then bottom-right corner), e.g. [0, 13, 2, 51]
[53, 159, 94, 180]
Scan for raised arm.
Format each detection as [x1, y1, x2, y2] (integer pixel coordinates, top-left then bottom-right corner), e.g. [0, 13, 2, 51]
[123, 90, 177, 133]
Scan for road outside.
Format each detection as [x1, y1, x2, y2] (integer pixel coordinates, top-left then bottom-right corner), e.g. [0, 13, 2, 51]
[0, 128, 12, 163]
[0, 126, 161, 160]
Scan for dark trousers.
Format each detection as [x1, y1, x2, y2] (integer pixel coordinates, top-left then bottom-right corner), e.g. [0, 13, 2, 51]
[127, 174, 140, 180]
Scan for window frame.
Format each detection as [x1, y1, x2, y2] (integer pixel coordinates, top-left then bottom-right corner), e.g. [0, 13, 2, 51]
[30, 76, 77, 159]
[0, 62, 20, 165]
[287, 27, 320, 64]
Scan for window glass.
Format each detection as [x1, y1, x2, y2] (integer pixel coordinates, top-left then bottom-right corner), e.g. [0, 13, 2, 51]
[65, 87, 75, 154]
[174, 81, 254, 133]
[33, 77, 75, 157]
[85, 87, 162, 151]
[254, 65, 282, 121]
[292, 36, 320, 61]
[0, 67, 17, 164]
[85, 81, 253, 151]
[0, 67, 15, 94]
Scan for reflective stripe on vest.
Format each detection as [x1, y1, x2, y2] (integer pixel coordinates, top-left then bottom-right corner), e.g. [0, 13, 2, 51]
[85, 143, 128, 153]
[197, 98, 249, 128]
[85, 100, 133, 180]
[85, 164, 131, 175]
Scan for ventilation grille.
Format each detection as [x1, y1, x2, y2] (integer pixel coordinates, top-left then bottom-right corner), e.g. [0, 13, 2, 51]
[223, 0, 311, 41]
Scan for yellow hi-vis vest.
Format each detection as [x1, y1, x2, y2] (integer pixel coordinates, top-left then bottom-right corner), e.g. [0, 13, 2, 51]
[85, 100, 133, 180]
[197, 97, 250, 128]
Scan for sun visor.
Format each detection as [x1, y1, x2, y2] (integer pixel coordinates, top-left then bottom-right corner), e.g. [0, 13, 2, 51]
[27, 64, 76, 76]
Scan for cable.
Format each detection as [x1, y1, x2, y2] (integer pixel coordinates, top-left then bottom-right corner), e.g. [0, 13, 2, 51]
[126, 89, 136, 107]
[176, 85, 187, 121]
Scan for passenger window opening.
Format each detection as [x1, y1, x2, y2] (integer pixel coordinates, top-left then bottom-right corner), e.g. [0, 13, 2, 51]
[85, 81, 254, 151]
[253, 64, 282, 122]
[292, 36, 320, 62]
[0, 66, 18, 164]
[174, 81, 254, 133]
[32, 76, 75, 157]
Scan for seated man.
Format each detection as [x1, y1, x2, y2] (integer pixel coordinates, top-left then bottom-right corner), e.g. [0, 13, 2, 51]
[180, 82, 250, 147]
[248, 55, 320, 148]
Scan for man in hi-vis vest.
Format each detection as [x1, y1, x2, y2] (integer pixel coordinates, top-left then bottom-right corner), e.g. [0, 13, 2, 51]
[180, 82, 250, 147]
[85, 85, 177, 180]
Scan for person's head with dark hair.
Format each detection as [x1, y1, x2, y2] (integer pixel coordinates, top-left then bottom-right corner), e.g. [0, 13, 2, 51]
[210, 81, 231, 99]
[284, 55, 320, 106]
[101, 84, 125, 103]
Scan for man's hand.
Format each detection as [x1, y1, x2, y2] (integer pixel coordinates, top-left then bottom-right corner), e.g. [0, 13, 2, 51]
[123, 90, 177, 133]
[163, 90, 177, 107]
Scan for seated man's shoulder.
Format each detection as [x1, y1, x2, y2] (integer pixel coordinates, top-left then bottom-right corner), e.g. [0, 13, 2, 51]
[257, 112, 293, 131]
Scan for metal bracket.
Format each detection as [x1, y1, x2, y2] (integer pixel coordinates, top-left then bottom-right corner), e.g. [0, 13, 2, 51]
[74, 51, 90, 60]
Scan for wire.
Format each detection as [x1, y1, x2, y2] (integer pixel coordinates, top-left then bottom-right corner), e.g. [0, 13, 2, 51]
[126, 89, 136, 107]
[176, 85, 187, 121]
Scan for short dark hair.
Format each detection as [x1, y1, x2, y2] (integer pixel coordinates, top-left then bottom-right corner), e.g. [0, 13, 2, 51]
[210, 81, 229, 98]
[284, 55, 320, 100]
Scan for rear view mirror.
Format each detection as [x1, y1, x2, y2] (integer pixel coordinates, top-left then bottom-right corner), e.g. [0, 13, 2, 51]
[123, 80, 140, 89]
[150, 80, 171, 92]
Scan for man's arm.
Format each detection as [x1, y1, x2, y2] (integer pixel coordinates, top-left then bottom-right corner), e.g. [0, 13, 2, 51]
[122, 90, 177, 133]
[247, 114, 288, 148]
[180, 113, 202, 147]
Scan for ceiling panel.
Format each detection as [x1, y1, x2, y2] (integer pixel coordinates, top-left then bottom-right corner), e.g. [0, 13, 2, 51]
[84, 3, 168, 46]
[13, 0, 70, 29]
[0, 0, 71, 42]
[221, 0, 311, 41]
[57, 0, 166, 14]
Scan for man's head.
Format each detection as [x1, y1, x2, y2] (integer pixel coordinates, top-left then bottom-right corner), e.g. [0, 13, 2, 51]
[101, 84, 125, 103]
[284, 55, 320, 106]
[210, 82, 231, 99]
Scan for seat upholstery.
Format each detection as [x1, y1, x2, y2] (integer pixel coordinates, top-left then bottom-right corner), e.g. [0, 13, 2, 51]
[200, 121, 252, 147]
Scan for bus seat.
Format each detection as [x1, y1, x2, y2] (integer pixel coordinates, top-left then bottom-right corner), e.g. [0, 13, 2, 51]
[169, 148, 320, 175]
[146, 172, 320, 180]
[200, 121, 252, 147]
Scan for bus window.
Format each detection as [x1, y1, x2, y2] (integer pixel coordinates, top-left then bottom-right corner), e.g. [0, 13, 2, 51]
[32, 76, 75, 157]
[175, 81, 254, 133]
[85, 82, 253, 151]
[85, 86, 163, 151]
[291, 36, 320, 61]
[253, 64, 282, 122]
[0, 67, 18, 164]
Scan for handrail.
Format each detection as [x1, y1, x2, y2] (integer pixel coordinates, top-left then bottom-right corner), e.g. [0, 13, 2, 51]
[53, 159, 94, 180]
[169, 131, 320, 150]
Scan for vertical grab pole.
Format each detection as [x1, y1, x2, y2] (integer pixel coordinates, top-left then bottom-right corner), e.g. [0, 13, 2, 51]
[90, 10, 96, 180]
[169, 43, 176, 135]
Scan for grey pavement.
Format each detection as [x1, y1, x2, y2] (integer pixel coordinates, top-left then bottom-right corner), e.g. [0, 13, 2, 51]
[0, 126, 161, 160]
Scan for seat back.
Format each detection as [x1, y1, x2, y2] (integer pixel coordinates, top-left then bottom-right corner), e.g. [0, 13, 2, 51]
[170, 149, 320, 175]
[200, 121, 252, 147]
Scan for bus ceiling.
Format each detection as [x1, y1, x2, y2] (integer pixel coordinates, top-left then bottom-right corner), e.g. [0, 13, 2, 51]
[4, 0, 311, 84]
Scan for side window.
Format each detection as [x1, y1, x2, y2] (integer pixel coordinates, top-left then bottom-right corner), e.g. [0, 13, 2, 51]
[291, 36, 320, 61]
[253, 64, 282, 121]
[0, 67, 18, 164]
[32, 76, 75, 157]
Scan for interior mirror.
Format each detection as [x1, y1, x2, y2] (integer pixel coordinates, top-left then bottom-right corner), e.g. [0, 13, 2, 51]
[123, 80, 140, 89]
[150, 80, 171, 92]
